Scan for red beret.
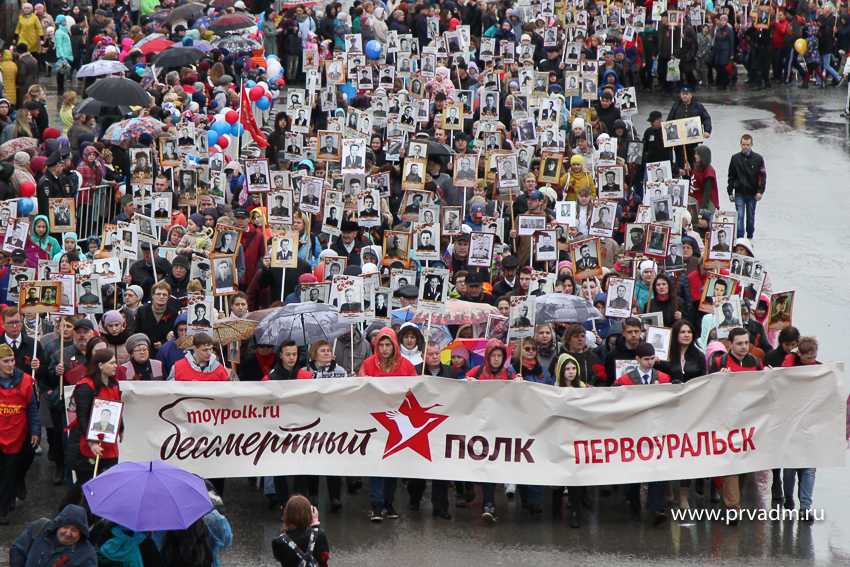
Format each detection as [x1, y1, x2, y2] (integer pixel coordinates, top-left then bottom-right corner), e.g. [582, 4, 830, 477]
[43, 127, 61, 140]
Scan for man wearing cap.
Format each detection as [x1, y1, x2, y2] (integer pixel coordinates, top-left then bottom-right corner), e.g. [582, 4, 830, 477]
[492, 255, 519, 298]
[36, 152, 65, 215]
[127, 241, 172, 299]
[667, 86, 712, 169]
[330, 220, 363, 266]
[615, 342, 671, 524]
[460, 272, 493, 305]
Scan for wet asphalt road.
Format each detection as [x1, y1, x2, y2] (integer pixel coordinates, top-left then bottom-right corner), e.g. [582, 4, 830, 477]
[2, 84, 850, 566]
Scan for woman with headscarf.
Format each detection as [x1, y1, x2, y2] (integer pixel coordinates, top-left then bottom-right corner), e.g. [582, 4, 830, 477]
[425, 66, 456, 101]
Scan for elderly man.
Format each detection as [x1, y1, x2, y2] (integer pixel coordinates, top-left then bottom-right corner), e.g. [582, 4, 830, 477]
[10, 504, 96, 564]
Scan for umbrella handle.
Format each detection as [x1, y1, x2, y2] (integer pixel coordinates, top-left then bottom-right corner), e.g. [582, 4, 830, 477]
[92, 454, 102, 478]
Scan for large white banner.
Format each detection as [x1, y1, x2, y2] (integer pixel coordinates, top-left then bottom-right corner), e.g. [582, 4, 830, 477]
[119, 364, 848, 485]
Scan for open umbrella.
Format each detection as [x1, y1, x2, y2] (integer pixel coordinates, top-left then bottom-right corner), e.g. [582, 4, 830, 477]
[152, 46, 206, 68]
[164, 2, 206, 23]
[137, 36, 175, 55]
[212, 316, 258, 345]
[394, 300, 500, 326]
[0, 137, 38, 161]
[75, 97, 127, 117]
[426, 140, 452, 159]
[83, 460, 212, 532]
[103, 116, 165, 144]
[532, 294, 602, 324]
[209, 13, 256, 32]
[76, 59, 128, 79]
[210, 34, 261, 52]
[88, 77, 153, 107]
[212, 0, 234, 7]
[253, 303, 351, 347]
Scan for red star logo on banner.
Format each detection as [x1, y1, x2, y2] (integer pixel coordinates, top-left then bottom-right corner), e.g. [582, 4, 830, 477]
[371, 391, 449, 461]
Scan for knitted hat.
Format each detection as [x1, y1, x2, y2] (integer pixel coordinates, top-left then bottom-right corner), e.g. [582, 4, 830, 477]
[125, 333, 151, 353]
[102, 310, 124, 326]
[126, 284, 144, 301]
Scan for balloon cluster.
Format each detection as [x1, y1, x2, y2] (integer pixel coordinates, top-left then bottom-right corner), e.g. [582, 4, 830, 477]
[207, 108, 243, 152]
[245, 75, 277, 111]
[265, 54, 285, 88]
[18, 181, 37, 216]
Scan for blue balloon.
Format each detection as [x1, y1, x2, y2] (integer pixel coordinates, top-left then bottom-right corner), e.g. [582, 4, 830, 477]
[245, 80, 256, 88]
[207, 129, 220, 147]
[213, 121, 231, 135]
[339, 82, 357, 100]
[134, 64, 145, 77]
[365, 40, 383, 60]
[17, 198, 33, 216]
[256, 96, 271, 110]
[231, 123, 244, 137]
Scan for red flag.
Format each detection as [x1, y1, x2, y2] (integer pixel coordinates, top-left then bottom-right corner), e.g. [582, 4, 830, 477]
[240, 87, 268, 149]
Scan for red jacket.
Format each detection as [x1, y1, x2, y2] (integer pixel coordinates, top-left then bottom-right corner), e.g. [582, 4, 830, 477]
[359, 328, 417, 377]
[0, 372, 34, 454]
[615, 368, 671, 386]
[173, 356, 230, 381]
[465, 339, 515, 380]
[75, 376, 122, 460]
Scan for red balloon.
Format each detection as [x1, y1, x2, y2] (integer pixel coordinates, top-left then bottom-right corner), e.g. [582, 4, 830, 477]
[217, 135, 229, 149]
[249, 86, 264, 102]
[225, 110, 239, 125]
[20, 181, 36, 198]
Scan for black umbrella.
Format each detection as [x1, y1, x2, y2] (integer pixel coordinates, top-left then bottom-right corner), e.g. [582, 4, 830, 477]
[165, 2, 205, 24]
[88, 77, 152, 107]
[75, 97, 128, 117]
[152, 47, 205, 69]
[209, 13, 256, 32]
[426, 140, 452, 158]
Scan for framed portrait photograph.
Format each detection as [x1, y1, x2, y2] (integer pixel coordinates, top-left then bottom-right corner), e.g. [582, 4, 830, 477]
[644, 223, 671, 258]
[129, 148, 153, 182]
[589, 201, 617, 238]
[48, 197, 75, 233]
[452, 154, 478, 187]
[645, 161, 673, 183]
[245, 159, 271, 193]
[151, 193, 172, 225]
[383, 230, 410, 262]
[402, 158, 427, 191]
[595, 138, 618, 166]
[323, 256, 348, 282]
[624, 223, 646, 255]
[357, 189, 382, 227]
[316, 130, 341, 161]
[570, 238, 603, 281]
[368, 171, 391, 198]
[321, 190, 344, 236]
[714, 295, 743, 338]
[508, 295, 535, 340]
[329, 275, 364, 322]
[485, 313, 509, 343]
[270, 230, 298, 269]
[298, 177, 324, 215]
[413, 223, 441, 261]
[3, 218, 28, 253]
[517, 214, 547, 237]
[76, 276, 103, 314]
[341, 137, 367, 173]
[211, 254, 237, 296]
[495, 153, 520, 190]
[159, 136, 180, 167]
[268, 190, 293, 227]
[538, 152, 562, 183]
[176, 168, 198, 207]
[680, 117, 705, 144]
[767, 290, 794, 331]
[92, 257, 121, 285]
[645, 326, 672, 362]
[699, 273, 734, 314]
[186, 295, 214, 333]
[597, 166, 624, 199]
[407, 140, 428, 161]
[0, 201, 16, 228]
[441, 102, 464, 131]
[18, 280, 61, 314]
[400, 189, 430, 222]
[626, 141, 644, 165]
[418, 267, 449, 311]
[213, 225, 242, 256]
[534, 229, 558, 262]
[301, 281, 331, 304]
[707, 222, 734, 261]
[605, 277, 635, 318]
[86, 398, 123, 444]
[555, 201, 577, 227]
[468, 232, 494, 267]
[442, 206, 463, 236]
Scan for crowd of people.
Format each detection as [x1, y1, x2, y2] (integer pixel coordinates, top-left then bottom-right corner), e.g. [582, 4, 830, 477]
[0, 0, 842, 565]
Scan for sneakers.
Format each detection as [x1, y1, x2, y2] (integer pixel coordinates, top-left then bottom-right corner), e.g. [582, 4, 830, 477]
[504, 483, 516, 499]
[481, 504, 496, 522]
[369, 509, 383, 522]
[383, 505, 400, 519]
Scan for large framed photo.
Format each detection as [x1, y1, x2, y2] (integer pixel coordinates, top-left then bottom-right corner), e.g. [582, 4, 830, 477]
[322, 255, 348, 281]
[269, 190, 293, 226]
[555, 201, 577, 227]
[3, 218, 29, 252]
[86, 398, 123, 444]
[245, 159, 271, 193]
[699, 272, 734, 314]
[589, 201, 616, 238]
[298, 177, 324, 215]
[383, 230, 410, 262]
[468, 232, 494, 267]
[605, 277, 635, 318]
[301, 281, 331, 304]
[402, 158, 427, 191]
[767, 290, 794, 331]
[270, 230, 298, 269]
[508, 295, 535, 340]
[212, 225, 242, 255]
[129, 148, 153, 182]
[644, 223, 671, 258]
[517, 214, 546, 237]
[48, 198, 75, 232]
[400, 189, 430, 222]
[707, 222, 734, 261]
[211, 254, 237, 296]
[413, 223, 440, 262]
[597, 166, 624, 200]
[534, 229, 558, 262]
[329, 275, 364, 322]
[321, 190, 344, 236]
[317, 130, 341, 161]
[645, 326, 672, 361]
[570, 238, 603, 281]
[76, 276, 103, 314]
[17, 280, 61, 314]
[341, 137, 367, 173]
[714, 295, 743, 338]
[452, 154, 478, 187]
[442, 206, 463, 236]
[418, 267, 449, 311]
[537, 152, 562, 183]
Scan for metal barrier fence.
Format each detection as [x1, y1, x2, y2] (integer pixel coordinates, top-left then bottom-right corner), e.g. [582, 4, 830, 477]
[75, 184, 117, 241]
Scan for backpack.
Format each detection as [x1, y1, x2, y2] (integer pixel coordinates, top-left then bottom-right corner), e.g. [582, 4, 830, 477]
[276, 528, 318, 567]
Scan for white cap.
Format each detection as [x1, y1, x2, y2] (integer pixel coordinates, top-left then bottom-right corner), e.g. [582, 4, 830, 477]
[234, 0, 246, 9]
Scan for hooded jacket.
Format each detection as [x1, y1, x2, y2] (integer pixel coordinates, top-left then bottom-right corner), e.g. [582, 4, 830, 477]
[553, 353, 589, 388]
[11, 504, 97, 567]
[334, 325, 370, 374]
[0, 51, 17, 106]
[397, 322, 425, 367]
[692, 144, 718, 209]
[168, 350, 230, 381]
[466, 339, 515, 380]
[359, 328, 417, 377]
[30, 215, 61, 258]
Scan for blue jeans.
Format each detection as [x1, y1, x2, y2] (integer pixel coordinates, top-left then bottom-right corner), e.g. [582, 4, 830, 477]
[783, 468, 816, 510]
[822, 53, 842, 82]
[480, 483, 496, 508]
[735, 194, 758, 238]
[368, 477, 397, 510]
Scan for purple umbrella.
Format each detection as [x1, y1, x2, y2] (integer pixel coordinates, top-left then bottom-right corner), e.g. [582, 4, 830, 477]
[83, 460, 212, 531]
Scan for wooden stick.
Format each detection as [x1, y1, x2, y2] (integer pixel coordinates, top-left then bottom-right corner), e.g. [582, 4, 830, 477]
[92, 454, 102, 477]
[58, 324, 65, 399]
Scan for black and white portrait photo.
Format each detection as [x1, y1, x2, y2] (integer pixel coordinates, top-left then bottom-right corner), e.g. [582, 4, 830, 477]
[245, 159, 271, 193]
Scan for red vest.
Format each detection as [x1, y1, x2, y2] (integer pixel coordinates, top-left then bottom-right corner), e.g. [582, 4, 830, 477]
[615, 368, 672, 386]
[77, 377, 122, 460]
[0, 373, 33, 455]
[173, 357, 230, 381]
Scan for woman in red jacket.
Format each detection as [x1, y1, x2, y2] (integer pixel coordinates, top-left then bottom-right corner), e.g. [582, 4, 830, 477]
[72, 349, 121, 487]
[358, 328, 415, 522]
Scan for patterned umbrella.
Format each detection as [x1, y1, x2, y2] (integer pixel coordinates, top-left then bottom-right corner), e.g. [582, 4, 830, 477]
[0, 137, 38, 161]
[210, 34, 261, 52]
[400, 299, 501, 326]
[76, 59, 128, 78]
[209, 13, 256, 32]
[212, 317, 257, 345]
[103, 117, 166, 144]
[532, 294, 603, 324]
[253, 303, 351, 347]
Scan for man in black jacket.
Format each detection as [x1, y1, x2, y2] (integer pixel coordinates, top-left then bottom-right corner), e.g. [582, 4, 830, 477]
[667, 86, 712, 170]
[727, 133, 766, 239]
